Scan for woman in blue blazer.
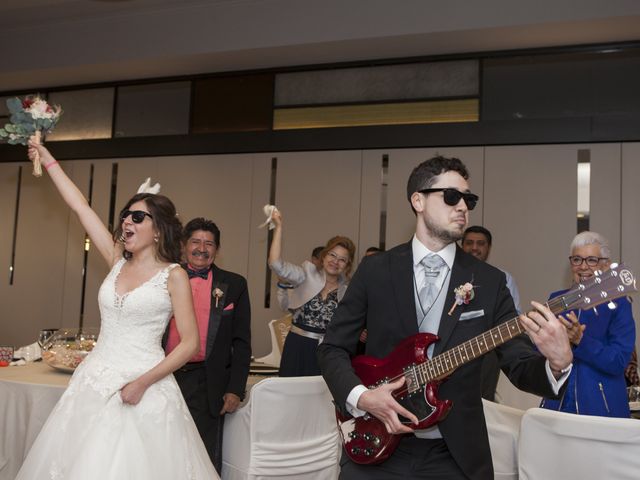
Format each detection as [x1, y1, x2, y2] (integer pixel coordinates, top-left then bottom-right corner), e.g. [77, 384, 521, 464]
[541, 231, 635, 417]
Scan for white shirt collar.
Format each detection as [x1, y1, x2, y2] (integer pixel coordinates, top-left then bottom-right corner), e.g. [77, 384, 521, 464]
[412, 235, 456, 270]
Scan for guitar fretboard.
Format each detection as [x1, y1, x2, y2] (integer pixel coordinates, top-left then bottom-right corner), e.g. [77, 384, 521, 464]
[406, 289, 585, 390]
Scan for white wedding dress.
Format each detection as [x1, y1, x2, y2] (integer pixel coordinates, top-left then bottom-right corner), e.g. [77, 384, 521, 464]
[16, 259, 220, 480]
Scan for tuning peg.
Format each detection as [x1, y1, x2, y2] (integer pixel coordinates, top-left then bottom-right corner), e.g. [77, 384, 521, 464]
[594, 270, 601, 276]
[611, 262, 619, 269]
[608, 301, 617, 310]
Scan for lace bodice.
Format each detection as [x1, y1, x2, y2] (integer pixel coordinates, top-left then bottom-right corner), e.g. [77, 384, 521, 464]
[90, 259, 178, 376]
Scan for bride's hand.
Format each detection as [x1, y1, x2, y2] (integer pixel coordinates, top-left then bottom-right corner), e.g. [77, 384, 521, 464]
[27, 141, 56, 168]
[120, 378, 149, 406]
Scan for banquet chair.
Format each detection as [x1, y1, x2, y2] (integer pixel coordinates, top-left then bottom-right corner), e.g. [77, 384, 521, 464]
[252, 314, 292, 369]
[482, 399, 525, 480]
[518, 408, 640, 480]
[222, 375, 340, 480]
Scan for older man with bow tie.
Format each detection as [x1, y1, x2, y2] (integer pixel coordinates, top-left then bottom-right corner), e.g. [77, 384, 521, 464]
[164, 217, 251, 474]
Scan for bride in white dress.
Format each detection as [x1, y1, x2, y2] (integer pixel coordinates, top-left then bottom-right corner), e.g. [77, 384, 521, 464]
[16, 143, 220, 479]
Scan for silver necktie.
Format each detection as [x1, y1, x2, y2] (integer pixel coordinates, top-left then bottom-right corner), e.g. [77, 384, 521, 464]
[418, 254, 447, 315]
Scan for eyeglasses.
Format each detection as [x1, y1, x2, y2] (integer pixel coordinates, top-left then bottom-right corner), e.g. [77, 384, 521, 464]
[120, 210, 153, 224]
[326, 251, 349, 265]
[418, 188, 479, 210]
[568, 255, 608, 267]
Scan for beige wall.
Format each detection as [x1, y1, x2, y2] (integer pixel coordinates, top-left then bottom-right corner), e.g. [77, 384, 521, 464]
[1, 143, 638, 407]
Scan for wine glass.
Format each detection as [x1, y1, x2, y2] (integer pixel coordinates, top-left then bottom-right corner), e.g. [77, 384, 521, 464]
[37, 328, 58, 350]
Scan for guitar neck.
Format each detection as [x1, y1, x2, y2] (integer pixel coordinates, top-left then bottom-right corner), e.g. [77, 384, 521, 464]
[416, 292, 586, 384]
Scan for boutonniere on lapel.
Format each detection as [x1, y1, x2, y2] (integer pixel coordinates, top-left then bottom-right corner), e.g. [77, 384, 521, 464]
[213, 288, 224, 308]
[448, 282, 475, 316]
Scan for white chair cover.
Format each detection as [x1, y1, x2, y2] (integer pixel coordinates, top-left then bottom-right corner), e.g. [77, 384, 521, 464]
[482, 399, 525, 480]
[519, 408, 640, 480]
[222, 376, 340, 480]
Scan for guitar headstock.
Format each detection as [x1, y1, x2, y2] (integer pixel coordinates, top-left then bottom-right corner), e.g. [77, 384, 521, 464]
[555, 263, 637, 313]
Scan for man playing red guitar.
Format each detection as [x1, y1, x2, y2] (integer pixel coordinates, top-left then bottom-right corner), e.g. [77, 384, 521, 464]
[318, 156, 574, 480]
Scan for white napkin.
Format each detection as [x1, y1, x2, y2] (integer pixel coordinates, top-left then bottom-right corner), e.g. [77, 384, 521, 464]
[137, 177, 161, 194]
[14, 342, 41, 362]
[258, 204, 278, 230]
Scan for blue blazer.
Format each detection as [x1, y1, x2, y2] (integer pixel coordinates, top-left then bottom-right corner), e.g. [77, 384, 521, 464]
[541, 289, 635, 418]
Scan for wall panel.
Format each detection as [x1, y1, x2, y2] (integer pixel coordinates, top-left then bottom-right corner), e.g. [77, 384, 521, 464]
[485, 144, 578, 409]
[246, 155, 279, 357]
[157, 154, 254, 276]
[70, 161, 113, 332]
[0, 163, 20, 344]
[2, 162, 75, 346]
[622, 143, 640, 352]
[356, 152, 380, 261]
[589, 143, 623, 260]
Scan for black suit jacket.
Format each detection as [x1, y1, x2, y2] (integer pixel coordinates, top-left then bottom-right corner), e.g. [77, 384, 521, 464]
[203, 264, 252, 416]
[318, 242, 557, 480]
[164, 264, 252, 417]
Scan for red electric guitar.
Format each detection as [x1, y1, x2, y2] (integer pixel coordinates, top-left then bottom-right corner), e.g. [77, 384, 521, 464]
[336, 263, 637, 465]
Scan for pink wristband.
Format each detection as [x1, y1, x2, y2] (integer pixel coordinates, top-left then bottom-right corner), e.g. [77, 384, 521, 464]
[44, 161, 59, 171]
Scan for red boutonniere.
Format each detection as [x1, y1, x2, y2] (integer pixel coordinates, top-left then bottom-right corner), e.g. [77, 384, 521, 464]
[448, 282, 475, 316]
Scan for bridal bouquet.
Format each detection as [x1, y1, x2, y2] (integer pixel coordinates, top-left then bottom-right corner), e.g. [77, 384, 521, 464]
[0, 95, 63, 177]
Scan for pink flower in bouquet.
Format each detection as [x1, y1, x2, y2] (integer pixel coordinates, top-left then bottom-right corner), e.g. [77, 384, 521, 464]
[25, 97, 59, 120]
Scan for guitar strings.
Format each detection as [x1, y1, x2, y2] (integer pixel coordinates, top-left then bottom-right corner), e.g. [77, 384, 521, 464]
[379, 269, 623, 397]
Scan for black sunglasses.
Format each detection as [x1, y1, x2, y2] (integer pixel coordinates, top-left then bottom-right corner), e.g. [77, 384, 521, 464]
[120, 210, 153, 224]
[418, 188, 479, 210]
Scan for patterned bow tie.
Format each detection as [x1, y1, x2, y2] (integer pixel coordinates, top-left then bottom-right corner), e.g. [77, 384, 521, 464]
[186, 266, 210, 280]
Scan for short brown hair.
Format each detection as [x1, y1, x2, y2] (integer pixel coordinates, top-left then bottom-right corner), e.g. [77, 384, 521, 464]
[320, 236, 356, 278]
[406, 155, 469, 213]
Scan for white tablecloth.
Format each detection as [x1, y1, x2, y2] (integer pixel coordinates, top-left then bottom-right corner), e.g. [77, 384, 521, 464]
[0, 362, 268, 480]
[0, 362, 70, 480]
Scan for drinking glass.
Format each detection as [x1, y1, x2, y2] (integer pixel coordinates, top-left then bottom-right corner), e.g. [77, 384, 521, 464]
[37, 328, 59, 350]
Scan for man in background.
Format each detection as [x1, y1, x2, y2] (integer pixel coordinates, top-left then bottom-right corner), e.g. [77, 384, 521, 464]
[461, 225, 521, 401]
[165, 217, 251, 473]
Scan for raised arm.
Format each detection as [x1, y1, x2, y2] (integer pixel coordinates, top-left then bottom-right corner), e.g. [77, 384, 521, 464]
[28, 142, 118, 266]
[267, 210, 306, 284]
[267, 209, 283, 266]
[120, 267, 199, 405]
